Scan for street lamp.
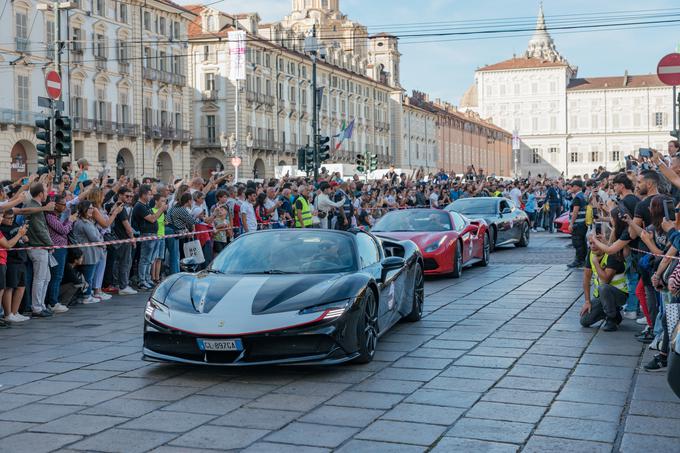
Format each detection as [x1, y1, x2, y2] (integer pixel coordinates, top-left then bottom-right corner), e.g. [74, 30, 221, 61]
[304, 25, 325, 181]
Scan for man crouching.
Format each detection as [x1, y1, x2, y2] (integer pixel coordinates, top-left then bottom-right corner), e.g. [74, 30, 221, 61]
[580, 236, 628, 331]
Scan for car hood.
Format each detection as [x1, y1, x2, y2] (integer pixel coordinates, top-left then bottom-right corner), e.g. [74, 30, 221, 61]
[158, 272, 356, 316]
[375, 231, 454, 248]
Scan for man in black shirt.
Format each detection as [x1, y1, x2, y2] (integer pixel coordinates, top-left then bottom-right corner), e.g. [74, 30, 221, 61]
[0, 210, 28, 321]
[112, 187, 136, 295]
[612, 172, 639, 218]
[567, 180, 588, 268]
[132, 185, 166, 290]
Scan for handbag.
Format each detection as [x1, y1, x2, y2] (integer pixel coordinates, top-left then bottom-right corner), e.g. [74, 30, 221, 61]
[103, 232, 121, 251]
[666, 303, 680, 338]
[669, 260, 680, 295]
[183, 239, 205, 264]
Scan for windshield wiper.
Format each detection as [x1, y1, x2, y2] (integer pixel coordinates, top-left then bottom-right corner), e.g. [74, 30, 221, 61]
[243, 270, 298, 275]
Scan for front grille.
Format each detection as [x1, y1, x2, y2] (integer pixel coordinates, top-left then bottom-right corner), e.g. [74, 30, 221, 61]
[423, 258, 439, 271]
[245, 335, 336, 361]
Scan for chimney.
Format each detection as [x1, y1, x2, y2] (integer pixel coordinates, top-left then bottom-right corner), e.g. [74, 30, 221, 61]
[623, 70, 629, 87]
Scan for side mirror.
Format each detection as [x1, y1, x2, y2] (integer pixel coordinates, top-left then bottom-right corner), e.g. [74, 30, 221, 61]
[501, 207, 511, 215]
[380, 256, 405, 282]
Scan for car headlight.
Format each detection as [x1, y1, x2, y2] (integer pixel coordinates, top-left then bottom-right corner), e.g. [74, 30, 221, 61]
[672, 322, 680, 354]
[145, 297, 169, 322]
[424, 236, 447, 252]
[299, 298, 353, 320]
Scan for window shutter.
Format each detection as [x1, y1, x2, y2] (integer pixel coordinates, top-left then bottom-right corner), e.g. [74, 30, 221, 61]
[82, 99, 88, 120]
[93, 100, 98, 121]
[116, 104, 121, 123]
[106, 102, 112, 121]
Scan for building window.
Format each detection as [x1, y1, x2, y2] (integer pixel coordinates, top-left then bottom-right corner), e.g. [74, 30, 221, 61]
[94, 0, 105, 16]
[118, 3, 127, 22]
[570, 152, 579, 163]
[94, 33, 106, 58]
[159, 51, 167, 71]
[16, 74, 29, 111]
[204, 73, 215, 91]
[144, 47, 152, 68]
[590, 150, 600, 162]
[548, 147, 558, 154]
[117, 40, 127, 61]
[159, 17, 166, 36]
[203, 45, 210, 61]
[144, 11, 151, 31]
[15, 11, 28, 41]
[655, 112, 665, 127]
[591, 114, 598, 130]
[531, 148, 540, 164]
[206, 115, 216, 143]
[173, 55, 181, 74]
[173, 21, 180, 40]
[612, 150, 621, 161]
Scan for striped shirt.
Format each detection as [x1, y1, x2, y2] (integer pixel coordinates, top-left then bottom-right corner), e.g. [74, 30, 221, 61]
[167, 205, 195, 233]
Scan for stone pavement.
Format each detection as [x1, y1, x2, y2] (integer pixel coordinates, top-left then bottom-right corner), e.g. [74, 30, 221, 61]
[0, 232, 678, 452]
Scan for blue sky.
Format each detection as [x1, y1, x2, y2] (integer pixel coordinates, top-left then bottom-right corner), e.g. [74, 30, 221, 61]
[189, 0, 680, 105]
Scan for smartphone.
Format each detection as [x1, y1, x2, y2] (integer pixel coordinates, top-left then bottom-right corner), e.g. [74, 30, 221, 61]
[107, 178, 115, 185]
[663, 198, 676, 221]
[594, 223, 602, 235]
[639, 148, 653, 158]
[21, 177, 29, 185]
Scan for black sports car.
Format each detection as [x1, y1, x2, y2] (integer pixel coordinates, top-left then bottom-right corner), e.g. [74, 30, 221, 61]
[143, 229, 424, 366]
[446, 197, 530, 250]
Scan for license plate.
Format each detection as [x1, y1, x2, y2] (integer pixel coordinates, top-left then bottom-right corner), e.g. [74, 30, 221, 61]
[197, 339, 243, 352]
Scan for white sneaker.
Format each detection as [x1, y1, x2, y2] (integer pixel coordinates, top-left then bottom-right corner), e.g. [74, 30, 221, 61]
[119, 286, 138, 295]
[81, 296, 101, 305]
[636, 317, 648, 325]
[96, 292, 112, 301]
[50, 303, 69, 314]
[15, 313, 30, 322]
[649, 337, 661, 351]
[622, 311, 638, 320]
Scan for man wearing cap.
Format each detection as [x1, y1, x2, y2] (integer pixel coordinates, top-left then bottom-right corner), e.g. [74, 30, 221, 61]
[567, 180, 588, 268]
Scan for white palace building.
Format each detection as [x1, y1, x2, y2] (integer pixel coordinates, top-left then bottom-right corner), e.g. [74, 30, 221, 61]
[462, 5, 675, 177]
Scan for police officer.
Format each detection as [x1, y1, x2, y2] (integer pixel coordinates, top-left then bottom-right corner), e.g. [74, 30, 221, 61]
[567, 180, 588, 268]
[294, 185, 313, 228]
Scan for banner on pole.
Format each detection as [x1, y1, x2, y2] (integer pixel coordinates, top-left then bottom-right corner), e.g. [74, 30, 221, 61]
[228, 30, 247, 81]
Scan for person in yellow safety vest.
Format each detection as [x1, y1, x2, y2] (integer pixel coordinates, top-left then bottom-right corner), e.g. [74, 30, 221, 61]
[294, 185, 313, 228]
[580, 236, 628, 331]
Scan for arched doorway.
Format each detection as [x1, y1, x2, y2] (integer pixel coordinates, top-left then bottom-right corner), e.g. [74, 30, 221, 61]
[116, 148, 135, 178]
[278, 160, 287, 166]
[200, 157, 224, 179]
[155, 151, 173, 183]
[253, 158, 265, 179]
[10, 142, 28, 180]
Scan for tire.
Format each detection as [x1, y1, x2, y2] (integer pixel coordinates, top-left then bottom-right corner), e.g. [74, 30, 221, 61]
[452, 242, 463, 278]
[478, 232, 490, 267]
[489, 226, 497, 251]
[404, 264, 424, 322]
[353, 289, 379, 364]
[516, 222, 530, 248]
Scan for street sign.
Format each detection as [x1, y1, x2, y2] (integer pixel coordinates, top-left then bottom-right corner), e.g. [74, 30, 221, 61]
[38, 96, 64, 110]
[657, 53, 680, 86]
[231, 157, 242, 168]
[45, 71, 62, 100]
[512, 130, 521, 151]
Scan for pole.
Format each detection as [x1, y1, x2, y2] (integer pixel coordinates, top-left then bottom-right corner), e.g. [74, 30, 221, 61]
[674, 85, 677, 135]
[311, 25, 319, 182]
[235, 79, 239, 182]
[53, 1, 62, 183]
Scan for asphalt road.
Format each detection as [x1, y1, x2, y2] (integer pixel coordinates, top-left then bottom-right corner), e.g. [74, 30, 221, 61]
[0, 232, 678, 452]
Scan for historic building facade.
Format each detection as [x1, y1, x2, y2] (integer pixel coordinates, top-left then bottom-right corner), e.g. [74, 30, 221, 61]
[0, 0, 195, 181]
[188, 1, 398, 179]
[463, 5, 674, 177]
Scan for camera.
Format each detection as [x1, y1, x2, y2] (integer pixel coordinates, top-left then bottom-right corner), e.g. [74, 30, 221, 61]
[639, 148, 653, 158]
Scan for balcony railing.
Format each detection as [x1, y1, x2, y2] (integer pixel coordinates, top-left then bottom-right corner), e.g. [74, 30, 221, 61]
[15, 37, 30, 53]
[246, 90, 257, 102]
[95, 56, 107, 71]
[374, 121, 390, 131]
[143, 67, 158, 81]
[0, 108, 45, 126]
[172, 73, 186, 86]
[118, 61, 130, 75]
[117, 123, 138, 137]
[192, 138, 220, 148]
[144, 125, 189, 141]
[202, 90, 218, 101]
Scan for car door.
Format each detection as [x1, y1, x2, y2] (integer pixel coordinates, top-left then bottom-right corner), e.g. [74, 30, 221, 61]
[497, 199, 513, 245]
[450, 212, 471, 263]
[356, 232, 399, 329]
[507, 200, 524, 241]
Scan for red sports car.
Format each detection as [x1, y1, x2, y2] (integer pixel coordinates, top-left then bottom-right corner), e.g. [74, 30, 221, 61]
[554, 212, 571, 235]
[372, 209, 489, 278]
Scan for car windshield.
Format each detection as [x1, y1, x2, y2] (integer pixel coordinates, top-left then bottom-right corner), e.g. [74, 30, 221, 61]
[372, 210, 452, 232]
[448, 199, 498, 215]
[210, 231, 357, 274]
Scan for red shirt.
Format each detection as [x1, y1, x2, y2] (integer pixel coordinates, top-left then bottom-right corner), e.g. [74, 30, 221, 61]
[0, 231, 7, 265]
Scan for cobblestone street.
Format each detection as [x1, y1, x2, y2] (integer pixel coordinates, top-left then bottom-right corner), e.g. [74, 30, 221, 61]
[0, 232, 678, 452]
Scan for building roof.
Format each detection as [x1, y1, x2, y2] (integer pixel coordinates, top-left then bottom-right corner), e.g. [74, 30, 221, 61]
[186, 5, 235, 38]
[567, 74, 668, 91]
[157, 0, 197, 16]
[478, 57, 568, 72]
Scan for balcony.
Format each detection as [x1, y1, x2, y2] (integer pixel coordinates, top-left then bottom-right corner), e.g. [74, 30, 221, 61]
[158, 70, 173, 84]
[192, 137, 220, 148]
[202, 90, 218, 101]
[15, 37, 30, 54]
[143, 67, 158, 81]
[245, 90, 257, 103]
[95, 56, 107, 71]
[144, 125, 189, 141]
[117, 123, 138, 137]
[375, 121, 390, 131]
[118, 61, 130, 75]
[172, 73, 186, 86]
[93, 120, 115, 134]
[0, 108, 44, 127]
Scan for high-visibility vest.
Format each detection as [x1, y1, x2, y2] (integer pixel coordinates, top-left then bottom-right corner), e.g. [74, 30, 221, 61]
[590, 253, 627, 297]
[294, 196, 313, 228]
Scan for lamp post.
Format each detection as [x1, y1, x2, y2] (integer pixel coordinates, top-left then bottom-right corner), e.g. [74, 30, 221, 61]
[304, 25, 325, 182]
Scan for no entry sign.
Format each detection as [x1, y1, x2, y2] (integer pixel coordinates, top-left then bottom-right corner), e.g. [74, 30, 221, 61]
[45, 70, 62, 100]
[657, 53, 680, 86]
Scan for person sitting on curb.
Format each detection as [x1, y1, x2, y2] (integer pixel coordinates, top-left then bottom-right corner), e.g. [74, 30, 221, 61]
[580, 235, 628, 331]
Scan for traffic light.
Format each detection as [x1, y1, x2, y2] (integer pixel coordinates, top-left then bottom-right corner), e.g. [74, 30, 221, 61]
[35, 116, 52, 166]
[297, 147, 306, 171]
[305, 146, 315, 173]
[318, 136, 330, 162]
[356, 153, 365, 173]
[672, 129, 680, 139]
[54, 112, 72, 156]
[369, 153, 378, 172]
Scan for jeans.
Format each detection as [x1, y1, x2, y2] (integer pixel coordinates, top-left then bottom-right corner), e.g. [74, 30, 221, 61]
[580, 284, 628, 327]
[112, 244, 132, 289]
[654, 292, 668, 338]
[27, 249, 50, 313]
[571, 223, 588, 265]
[166, 236, 180, 275]
[138, 234, 155, 286]
[81, 264, 96, 297]
[93, 249, 107, 291]
[46, 248, 67, 307]
[548, 204, 560, 232]
[623, 255, 640, 313]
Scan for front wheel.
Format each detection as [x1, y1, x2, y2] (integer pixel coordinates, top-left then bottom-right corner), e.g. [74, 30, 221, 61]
[452, 243, 463, 278]
[479, 233, 490, 267]
[516, 222, 530, 248]
[353, 290, 379, 364]
[404, 264, 424, 322]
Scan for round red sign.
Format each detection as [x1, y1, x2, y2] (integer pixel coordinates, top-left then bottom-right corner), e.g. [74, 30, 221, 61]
[657, 53, 680, 86]
[45, 70, 62, 100]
